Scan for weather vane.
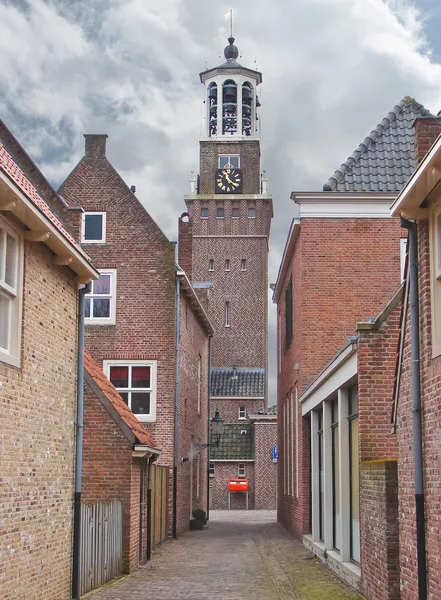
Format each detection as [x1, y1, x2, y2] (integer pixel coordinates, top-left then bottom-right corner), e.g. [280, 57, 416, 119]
[224, 8, 233, 38]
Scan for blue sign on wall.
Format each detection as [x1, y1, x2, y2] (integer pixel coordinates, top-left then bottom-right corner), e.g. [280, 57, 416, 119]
[272, 445, 278, 463]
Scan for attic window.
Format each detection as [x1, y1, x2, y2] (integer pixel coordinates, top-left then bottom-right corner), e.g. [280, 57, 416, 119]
[82, 212, 106, 244]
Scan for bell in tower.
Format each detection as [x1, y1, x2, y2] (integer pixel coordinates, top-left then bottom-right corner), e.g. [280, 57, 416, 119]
[200, 37, 262, 140]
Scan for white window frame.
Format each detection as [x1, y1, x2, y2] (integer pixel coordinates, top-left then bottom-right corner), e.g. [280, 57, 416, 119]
[400, 238, 407, 282]
[238, 406, 246, 420]
[232, 207, 240, 219]
[81, 211, 106, 244]
[248, 207, 256, 219]
[209, 259, 214, 272]
[430, 201, 441, 357]
[225, 300, 231, 327]
[209, 462, 215, 477]
[0, 218, 23, 368]
[85, 269, 117, 325]
[241, 259, 247, 272]
[103, 359, 157, 422]
[238, 463, 246, 477]
[436, 208, 441, 279]
[218, 155, 240, 169]
[225, 259, 230, 272]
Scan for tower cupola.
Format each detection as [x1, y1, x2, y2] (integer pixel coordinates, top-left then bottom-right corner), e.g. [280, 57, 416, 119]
[200, 37, 263, 139]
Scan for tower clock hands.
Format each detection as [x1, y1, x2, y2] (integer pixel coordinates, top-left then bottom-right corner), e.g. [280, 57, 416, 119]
[224, 173, 238, 187]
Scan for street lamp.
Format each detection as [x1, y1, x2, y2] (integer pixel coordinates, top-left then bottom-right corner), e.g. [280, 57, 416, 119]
[199, 410, 225, 449]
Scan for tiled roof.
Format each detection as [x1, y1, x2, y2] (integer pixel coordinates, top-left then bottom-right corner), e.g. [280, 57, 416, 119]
[84, 351, 158, 449]
[211, 368, 264, 397]
[0, 144, 81, 251]
[323, 97, 435, 192]
[210, 423, 254, 460]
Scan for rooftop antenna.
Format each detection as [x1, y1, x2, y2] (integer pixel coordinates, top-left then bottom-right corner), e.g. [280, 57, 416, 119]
[224, 8, 233, 38]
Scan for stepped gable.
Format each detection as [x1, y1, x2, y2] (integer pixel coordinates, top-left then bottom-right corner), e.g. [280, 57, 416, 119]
[323, 97, 435, 192]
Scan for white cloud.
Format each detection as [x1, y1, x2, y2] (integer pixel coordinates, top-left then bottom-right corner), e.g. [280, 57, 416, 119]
[1, 0, 440, 401]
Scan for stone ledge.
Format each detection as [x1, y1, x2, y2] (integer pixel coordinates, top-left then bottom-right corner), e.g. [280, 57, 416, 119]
[303, 535, 361, 592]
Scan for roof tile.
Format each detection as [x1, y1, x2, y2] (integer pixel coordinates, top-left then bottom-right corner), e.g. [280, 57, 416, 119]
[211, 368, 264, 397]
[210, 423, 254, 460]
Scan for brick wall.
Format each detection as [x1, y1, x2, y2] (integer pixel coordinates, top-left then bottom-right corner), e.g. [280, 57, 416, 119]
[357, 300, 401, 600]
[210, 462, 255, 509]
[253, 420, 277, 509]
[178, 214, 193, 278]
[176, 291, 210, 534]
[82, 385, 147, 573]
[0, 240, 78, 600]
[277, 216, 403, 541]
[210, 399, 264, 422]
[199, 140, 260, 194]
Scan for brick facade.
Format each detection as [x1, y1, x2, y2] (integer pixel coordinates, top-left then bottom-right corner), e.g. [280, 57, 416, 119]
[395, 117, 441, 600]
[252, 419, 277, 509]
[60, 135, 210, 538]
[276, 215, 404, 541]
[210, 462, 255, 509]
[0, 241, 78, 600]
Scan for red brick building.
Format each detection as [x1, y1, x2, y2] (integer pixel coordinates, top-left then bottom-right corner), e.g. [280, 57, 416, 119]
[273, 98, 431, 594]
[391, 117, 441, 600]
[0, 128, 97, 600]
[59, 134, 213, 538]
[178, 37, 276, 508]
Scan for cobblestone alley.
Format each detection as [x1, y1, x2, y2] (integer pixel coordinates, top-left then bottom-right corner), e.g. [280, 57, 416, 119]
[85, 511, 364, 600]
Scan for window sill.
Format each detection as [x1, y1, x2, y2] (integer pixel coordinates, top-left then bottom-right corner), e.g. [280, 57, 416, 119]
[137, 414, 156, 423]
[85, 319, 116, 326]
[0, 350, 21, 369]
[81, 241, 106, 245]
[238, 417, 247, 420]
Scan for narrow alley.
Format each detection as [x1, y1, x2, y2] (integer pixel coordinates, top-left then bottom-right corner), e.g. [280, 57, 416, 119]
[85, 511, 363, 600]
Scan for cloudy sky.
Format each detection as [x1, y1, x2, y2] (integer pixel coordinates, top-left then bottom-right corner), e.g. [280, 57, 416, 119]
[2, 0, 441, 400]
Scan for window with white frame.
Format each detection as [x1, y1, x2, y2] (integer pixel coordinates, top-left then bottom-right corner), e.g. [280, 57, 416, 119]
[216, 207, 224, 218]
[82, 212, 106, 243]
[238, 463, 246, 477]
[225, 301, 231, 327]
[209, 259, 214, 272]
[232, 207, 240, 218]
[400, 238, 408, 282]
[104, 360, 157, 422]
[225, 259, 230, 272]
[238, 406, 246, 420]
[248, 207, 256, 218]
[436, 209, 441, 279]
[430, 203, 441, 357]
[209, 462, 215, 476]
[219, 155, 240, 169]
[201, 207, 208, 218]
[241, 259, 247, 271]
[0, 219, 23, 367]
[85, 270, 116, 325]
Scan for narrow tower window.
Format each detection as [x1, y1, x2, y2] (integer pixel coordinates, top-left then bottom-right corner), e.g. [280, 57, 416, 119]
[242, 82, 253, 136]
[208, 83, 218, 136]
[248, 207, 256, 218]
[209, 259, 214, 272]
[225, 259, 230, 272]
[232, 207, 240, 218]
[225, 301, 231, 327]
[201, 207, 208, 218]
[241, 259, 247, 271]
[222, 80, 237, 135]
[217, 207, 224, 218]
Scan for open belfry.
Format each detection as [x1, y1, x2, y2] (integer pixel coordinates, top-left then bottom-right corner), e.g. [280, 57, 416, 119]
[179, 33, 275, 509]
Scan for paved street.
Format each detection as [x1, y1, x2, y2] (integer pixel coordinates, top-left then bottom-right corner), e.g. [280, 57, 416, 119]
[85, 511, 363, 600]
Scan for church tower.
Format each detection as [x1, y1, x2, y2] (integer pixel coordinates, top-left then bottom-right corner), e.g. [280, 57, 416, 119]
[180, 35, 273, 408]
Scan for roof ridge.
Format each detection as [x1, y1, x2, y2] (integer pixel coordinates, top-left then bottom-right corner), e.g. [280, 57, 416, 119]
[323, 97, 435, 191]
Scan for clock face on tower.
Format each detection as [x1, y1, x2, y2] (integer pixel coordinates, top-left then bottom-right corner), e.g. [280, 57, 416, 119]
[216, 168, 243, 193]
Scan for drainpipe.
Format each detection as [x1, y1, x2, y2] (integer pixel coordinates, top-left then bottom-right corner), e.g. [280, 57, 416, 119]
[72, 283, 90, 600]
[401, 217, 427, 600]
[146, 456, 154, 561]
[172, 273, 183, 539]
[206, 334, 212, 522]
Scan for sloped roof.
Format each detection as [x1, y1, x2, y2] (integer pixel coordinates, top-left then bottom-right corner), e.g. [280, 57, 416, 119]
[0, 144, 82, 251]
[323, 97, 435, 192]
[211, 368, 265, 397]
[210, 423, 254, 460]
[84, 351, 159, 451]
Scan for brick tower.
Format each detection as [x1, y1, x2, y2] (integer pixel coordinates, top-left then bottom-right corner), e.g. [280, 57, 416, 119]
[180, 35, 273, 398]
[179, 36, 274, 508]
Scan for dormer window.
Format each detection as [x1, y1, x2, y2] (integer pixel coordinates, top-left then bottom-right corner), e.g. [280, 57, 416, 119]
[82, 212, 106, 244]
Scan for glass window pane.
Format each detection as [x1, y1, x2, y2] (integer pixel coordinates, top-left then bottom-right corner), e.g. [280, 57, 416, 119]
[201, 208, 208, 218]
[230, 157, 239, 168]
[351, 416, 360, 562]
[132, 366, 151, 388]
[232, 208, 240, 218]
[110, 366, 129, 388]
[119, 392, 129, 405]
[5, 233, 17, 289]
[0, 292, 10, 350]
[217, 208, 224, 218]
[84, 298, 91, 318]
[219, 156, 228, 169]
[94, 274, 111, 295]
[84, 214, 103, 241]
[92, 298, 110, 318]
[132, 392, 150, 415]
[248, 207, 256, 218]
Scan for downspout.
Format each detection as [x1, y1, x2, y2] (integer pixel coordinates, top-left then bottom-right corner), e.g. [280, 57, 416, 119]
[206, 334, 212, 522]
[401, 217, 427, 600]
[146, 456, 154, 561]
[172, 274, 182, 539]
[72, 283, 90, 600]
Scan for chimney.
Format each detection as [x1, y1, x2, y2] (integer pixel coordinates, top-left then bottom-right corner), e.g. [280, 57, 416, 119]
[414, 117, 441, 166]
[84, 134, 108, 157]
[178, 212, 193, 279]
